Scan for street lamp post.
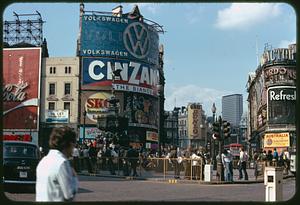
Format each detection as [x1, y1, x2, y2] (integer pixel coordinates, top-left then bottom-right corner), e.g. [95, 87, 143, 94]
[83, 110, 87, 143]
[217, 116, 225, 181]
[211, 103, 217, 170]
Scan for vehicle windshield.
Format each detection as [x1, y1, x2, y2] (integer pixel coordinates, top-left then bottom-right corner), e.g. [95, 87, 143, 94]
[4, 143, 38, 158]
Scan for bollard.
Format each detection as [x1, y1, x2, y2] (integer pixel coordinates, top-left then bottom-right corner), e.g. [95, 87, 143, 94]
[204, 164, 213, 182]
[264, 166, 283, 202]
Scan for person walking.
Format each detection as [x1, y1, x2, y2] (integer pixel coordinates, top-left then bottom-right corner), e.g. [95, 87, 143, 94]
[36, 127, 78, 202]
[238, 147, 248, 180]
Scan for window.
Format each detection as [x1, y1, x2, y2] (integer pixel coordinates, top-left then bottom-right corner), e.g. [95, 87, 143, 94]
[64, 83, 71, 95]
[65, 66, 71, 74]
[48, 102, 55, 110]
[64, 102, 71, 112]
[49, 83, 55, 95]
[50, 67, 56, 74]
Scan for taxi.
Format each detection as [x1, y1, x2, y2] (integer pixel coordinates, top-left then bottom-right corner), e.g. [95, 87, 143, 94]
[3, 139, 40, 185]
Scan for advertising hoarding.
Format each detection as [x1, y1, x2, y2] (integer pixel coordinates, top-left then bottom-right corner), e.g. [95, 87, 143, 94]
[81, 57, 159, 96]
[264, 132, 290, 148]
[267, 86, 296, 124]
[187, 103, 201, 138]
[80, 14, 159, 65]
[123, 92, 158, 129]
[81, 91, 112, 124]
[79, 127, 102, 140]
[146, 131, 158, 142]
[45, 110, 69, 123]
[3, 48, 41, 130]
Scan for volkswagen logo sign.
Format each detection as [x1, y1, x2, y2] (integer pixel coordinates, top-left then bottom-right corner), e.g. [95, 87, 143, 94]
[123, 22, 150, 59]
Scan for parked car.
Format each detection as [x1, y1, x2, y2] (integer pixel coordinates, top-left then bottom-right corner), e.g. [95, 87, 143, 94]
[3, 140, 40, 187]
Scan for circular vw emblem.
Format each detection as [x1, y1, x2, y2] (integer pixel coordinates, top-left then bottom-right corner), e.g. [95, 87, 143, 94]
[123, 22, 150, 59]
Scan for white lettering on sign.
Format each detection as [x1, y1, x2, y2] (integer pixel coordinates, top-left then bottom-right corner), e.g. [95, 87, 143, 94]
[88, 60, 105, 80]
[3, 82, 28, 102]
[192, 109, 199, 135]
[18, 56, 24, 84]
[87, 60, 159, 87]
[269, 90, 296, 101]
[83, 15, 129, 24]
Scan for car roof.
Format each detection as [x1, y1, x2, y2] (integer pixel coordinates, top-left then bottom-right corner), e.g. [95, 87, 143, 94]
[3, 141, 38, 147]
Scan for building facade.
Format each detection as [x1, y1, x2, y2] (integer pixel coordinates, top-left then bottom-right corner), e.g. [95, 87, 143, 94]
[222, 94, 243, 127]
[77, 4, 164, 149]
[247, 43, 296, 154]
[40, 57, 80, 149]
[178, 106, 188, 148]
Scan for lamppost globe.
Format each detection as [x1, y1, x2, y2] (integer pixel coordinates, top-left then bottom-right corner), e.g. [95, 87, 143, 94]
[211, 102, 216, 114]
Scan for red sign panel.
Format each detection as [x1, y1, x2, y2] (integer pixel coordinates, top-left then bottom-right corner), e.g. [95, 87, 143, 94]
[3, 48, 41, 130]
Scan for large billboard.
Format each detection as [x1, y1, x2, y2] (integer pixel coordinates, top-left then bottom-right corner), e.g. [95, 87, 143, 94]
[267, 86, 296, 124]
[187, 103, 202, 139]
[264, 132, 290, 148]
[123, 92, 158, 129]
[82, 57, 159, 96]
[80, 14, 159, 65]
[81, 91, 112, 124]
[3, 48, 41, 130]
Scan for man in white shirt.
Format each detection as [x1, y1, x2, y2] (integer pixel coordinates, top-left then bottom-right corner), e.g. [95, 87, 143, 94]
[238, 147, 248, 180]
[36, 127, 78, 202]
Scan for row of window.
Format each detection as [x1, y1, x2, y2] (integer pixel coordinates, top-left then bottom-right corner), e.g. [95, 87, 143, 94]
[179, 130, 187, 136]
[49, 83, 71, 95]
[49, 66, 72, 74]
[48, 102, 70, 111]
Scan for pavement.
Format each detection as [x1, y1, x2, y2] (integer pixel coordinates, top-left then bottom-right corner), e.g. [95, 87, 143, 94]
[77, 168, 295, 184]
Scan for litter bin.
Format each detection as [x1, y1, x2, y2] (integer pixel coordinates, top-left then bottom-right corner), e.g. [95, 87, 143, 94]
[204, 164, 213, 182]
[264, 166, 283, 202]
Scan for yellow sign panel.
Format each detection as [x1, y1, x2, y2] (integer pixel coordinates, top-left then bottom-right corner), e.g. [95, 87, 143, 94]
[264, 132, 290, 148]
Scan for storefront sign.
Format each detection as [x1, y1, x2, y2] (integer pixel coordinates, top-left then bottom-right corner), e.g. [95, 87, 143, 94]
[264, 132, 290, 148]
[146, 131, 158, 142]
[46, 110, 69, 123]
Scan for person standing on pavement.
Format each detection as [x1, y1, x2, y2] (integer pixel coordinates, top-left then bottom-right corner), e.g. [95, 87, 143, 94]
[169, 146, 180, 179]
[36, 126, 78, 202]
[127, 146, 139, 177]
[238, 147, 248, 180]
[72, 144, 80, 173]
[221, 149, 233, 182]
[183, 147, 192, 179]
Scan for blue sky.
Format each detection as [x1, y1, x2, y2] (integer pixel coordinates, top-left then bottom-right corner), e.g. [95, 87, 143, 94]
[3, 2, 296, 117]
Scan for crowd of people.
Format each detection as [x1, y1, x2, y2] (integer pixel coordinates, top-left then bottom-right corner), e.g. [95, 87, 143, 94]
[69, 137, 292, 182]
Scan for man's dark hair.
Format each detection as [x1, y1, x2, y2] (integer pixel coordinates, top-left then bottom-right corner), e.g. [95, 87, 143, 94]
[49, 126, 76, 151]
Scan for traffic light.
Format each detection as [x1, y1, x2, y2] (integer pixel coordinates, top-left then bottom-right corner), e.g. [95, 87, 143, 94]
[212, 122, 221, 140]
[223, 121, 231, 138]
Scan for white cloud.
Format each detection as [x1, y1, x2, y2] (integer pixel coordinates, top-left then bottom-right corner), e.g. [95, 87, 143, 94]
[215, 3, 282, 30]
[278, 39, 296, 48]
[164, 84, 232, 115]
